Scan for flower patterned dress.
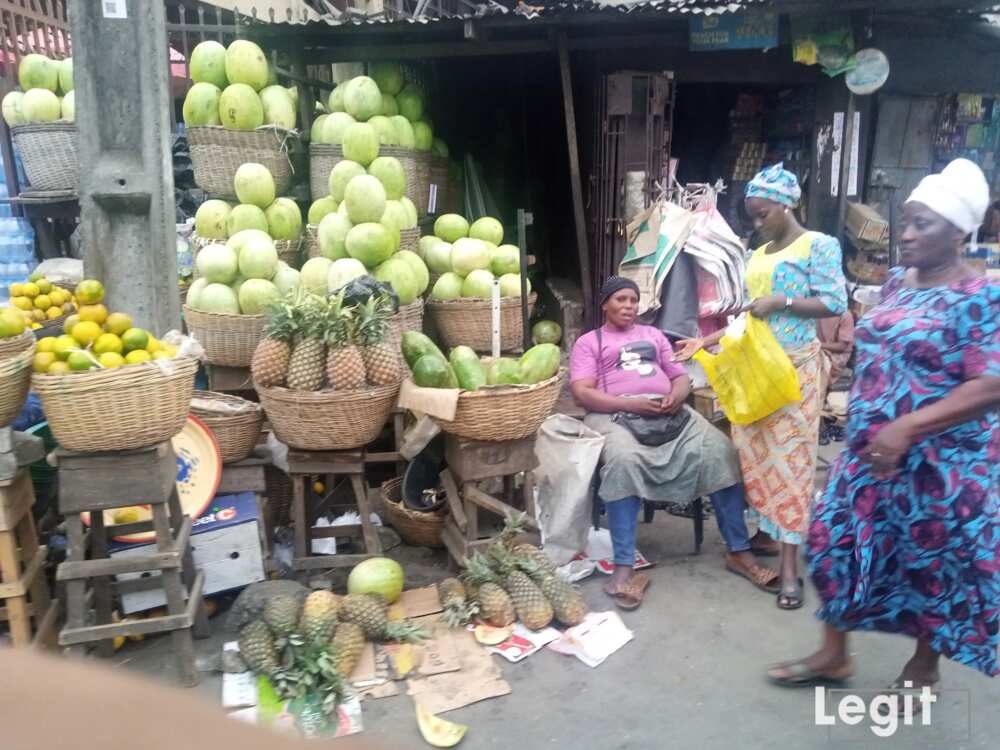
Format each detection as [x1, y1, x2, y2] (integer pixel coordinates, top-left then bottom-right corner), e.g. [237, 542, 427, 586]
[808, 269, 1000, 675]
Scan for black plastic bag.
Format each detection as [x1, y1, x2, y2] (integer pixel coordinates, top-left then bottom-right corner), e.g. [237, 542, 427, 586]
[335, 275, 399, 313]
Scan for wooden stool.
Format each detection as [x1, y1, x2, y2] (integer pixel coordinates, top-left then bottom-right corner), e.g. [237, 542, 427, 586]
[363, 408, 406, 476]
[218, 454, 273, 571]
[440, 436, 539, 566]
[0, 469, 56, 647]
[206, 365, 253, 394]
[55, 442, 209, 686]
[287, 450, 381, 584]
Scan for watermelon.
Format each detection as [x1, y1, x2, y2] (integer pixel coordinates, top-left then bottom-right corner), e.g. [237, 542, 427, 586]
[401, 331, 445, 369]
[519, 343, 560, 384]
[487, 358, 522, 386]
[412, 354, 458, 389]
[449, 346, 486, 391]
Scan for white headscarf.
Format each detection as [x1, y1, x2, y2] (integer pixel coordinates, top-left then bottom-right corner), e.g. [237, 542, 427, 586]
[906, 158, 990, 234]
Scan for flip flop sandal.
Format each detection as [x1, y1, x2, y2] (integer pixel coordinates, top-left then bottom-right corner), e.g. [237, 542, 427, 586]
[605, 573, 650, 611]
[766, 660, 852, 688]
[726, 561, 781, 594]
[875, 680, 940, 717]
[777, 577, 805, 610]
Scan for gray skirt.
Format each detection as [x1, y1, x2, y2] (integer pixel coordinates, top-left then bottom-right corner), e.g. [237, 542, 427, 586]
[584, 406, 742, 506]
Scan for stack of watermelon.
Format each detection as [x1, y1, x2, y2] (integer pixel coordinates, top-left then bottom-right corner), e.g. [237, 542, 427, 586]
[401, 331, 559, 390]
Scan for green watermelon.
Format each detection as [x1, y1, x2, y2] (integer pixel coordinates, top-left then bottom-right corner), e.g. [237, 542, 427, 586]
[412, 354, 458, 389]
[519, 343, 560, 384]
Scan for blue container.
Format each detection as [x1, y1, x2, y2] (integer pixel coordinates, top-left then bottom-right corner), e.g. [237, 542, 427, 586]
[0, 216, 36, 304]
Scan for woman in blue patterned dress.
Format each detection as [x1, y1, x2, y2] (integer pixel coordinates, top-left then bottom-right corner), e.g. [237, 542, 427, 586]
[768, 159, 1000, 689]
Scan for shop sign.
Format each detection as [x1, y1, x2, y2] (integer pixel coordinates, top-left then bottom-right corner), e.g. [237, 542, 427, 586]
[689, 13, 779, 52]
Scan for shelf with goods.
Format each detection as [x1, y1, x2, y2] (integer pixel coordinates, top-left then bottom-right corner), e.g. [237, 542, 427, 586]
[934, 93, 1000, 191]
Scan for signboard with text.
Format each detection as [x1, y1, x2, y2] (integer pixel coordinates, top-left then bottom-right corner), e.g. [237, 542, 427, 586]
[689, 13, 779, 51]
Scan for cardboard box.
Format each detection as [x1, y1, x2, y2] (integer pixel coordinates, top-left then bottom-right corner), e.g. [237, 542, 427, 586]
[112, 492, 266, 614]
[846, 202, 889, 246]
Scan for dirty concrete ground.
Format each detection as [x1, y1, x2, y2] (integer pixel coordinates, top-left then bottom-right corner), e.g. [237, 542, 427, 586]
[102, 441, 1000, 749]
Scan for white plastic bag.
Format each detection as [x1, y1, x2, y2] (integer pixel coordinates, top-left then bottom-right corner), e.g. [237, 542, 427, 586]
[533, 414, 605, 566]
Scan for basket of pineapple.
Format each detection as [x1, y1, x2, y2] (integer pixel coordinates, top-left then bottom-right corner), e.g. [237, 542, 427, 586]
[252, 291, 402, 451]
[30, 280, 198, 452]
[0, 307, 35, 427]
[401, 330, 562, 442]
[184, 230, 302, 367]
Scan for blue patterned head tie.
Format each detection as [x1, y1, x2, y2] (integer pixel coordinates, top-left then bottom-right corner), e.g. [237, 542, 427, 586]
[745, 162, 802, 208]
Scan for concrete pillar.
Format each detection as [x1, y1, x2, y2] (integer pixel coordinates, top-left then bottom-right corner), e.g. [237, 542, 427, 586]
[70, 0, 180, 333]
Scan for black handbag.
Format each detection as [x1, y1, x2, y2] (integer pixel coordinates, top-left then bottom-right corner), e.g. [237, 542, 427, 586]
[596, 327, 690, 447]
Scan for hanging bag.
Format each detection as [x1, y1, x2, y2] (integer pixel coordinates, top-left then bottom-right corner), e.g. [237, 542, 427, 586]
[693, 314, 802, 425]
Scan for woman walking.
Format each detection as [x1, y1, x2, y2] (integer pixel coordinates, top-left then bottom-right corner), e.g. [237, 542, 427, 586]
[570, 277, 778, 609]
[768, 158, 1000, 687]
[675, 164, 848, 609]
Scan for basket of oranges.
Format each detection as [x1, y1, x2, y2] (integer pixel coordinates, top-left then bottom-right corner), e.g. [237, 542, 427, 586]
[29, 279, 198, 452]
[0, 308, 35, 427]
[6, 275, 76, 334]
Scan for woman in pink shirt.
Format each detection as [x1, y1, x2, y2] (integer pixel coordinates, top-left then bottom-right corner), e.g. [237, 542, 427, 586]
[570, 277, 779, 608]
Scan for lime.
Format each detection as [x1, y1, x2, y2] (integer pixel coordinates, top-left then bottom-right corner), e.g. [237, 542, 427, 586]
[53, 334, 79, 360]
[121, 328, 150, 352]
[67, 350, 98, 371]
[35, 278, 52, 294]
[74, 279, 105, 305]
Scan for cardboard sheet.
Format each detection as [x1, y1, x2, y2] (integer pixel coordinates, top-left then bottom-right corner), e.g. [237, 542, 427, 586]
[397, 586, 444, 619]
[398, 379, 460, 421]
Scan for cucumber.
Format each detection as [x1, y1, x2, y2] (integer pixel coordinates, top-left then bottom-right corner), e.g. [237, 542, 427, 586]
[486, 357, 522, 386]
[519, 343, 560, 384]
[401, 331, 446, 370]
[412, 354, 459, 389]
[449, 346, 487, 391]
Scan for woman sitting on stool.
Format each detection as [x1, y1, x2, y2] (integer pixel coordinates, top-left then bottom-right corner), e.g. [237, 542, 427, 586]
[569, 276, 779, 609]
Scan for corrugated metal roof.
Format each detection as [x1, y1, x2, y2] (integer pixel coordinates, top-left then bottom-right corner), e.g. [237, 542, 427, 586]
[244, 0, 767, 29]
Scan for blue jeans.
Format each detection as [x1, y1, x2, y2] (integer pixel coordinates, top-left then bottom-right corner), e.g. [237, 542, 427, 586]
[604, 484, 751, 566]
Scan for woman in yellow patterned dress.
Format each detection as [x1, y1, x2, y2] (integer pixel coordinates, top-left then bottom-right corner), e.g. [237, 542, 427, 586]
[675, 163, 848, 609]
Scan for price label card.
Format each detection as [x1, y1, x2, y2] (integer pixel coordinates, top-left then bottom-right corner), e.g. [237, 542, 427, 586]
[428, 184, 438, 215]
[103, 0, 127, 18]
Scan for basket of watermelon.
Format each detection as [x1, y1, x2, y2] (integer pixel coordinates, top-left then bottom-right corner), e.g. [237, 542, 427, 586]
[400, 331, 562, 442]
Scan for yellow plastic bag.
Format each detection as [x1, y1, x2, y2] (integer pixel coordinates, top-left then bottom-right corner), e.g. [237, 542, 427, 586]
[693, 315, 802, 425]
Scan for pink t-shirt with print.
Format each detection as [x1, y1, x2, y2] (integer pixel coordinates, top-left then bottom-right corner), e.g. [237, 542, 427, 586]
[569, 323, 687, 398]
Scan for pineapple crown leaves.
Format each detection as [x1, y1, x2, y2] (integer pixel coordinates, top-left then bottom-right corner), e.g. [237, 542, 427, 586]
[354, 293, 394, 347]
[382, 619, 431, 644]
[498, 511, 529, 546]
[296, 293, 330, 340]
[324, 291, 356, 349]
[262, 294, 300, 342]
[460, 550, 504, 588]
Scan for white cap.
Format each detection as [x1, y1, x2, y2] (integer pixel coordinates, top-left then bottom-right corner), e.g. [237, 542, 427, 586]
[906, 158, 990, 234]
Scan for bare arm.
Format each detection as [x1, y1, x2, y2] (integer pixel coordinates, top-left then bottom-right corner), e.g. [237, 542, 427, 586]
[571, 378, 668, 417]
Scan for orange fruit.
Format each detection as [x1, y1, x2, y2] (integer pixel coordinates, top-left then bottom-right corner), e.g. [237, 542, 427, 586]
[151, 351, 171, 360]
[53, 335, 79, 361]
[104, 312, 133, 336]
[33, 294, 51, 310]
[67, 350, 98, 371]
[0, 308, 26, 337]
[35, 278, 52, 294]
[46, 306, 63, 320]
[31, 309, 45, 322]
[46, 361, 70, 375]
[8, 283, 23, 297]
[74, 279, 105, 305]
[78, 304, 108, 325]
[36, 337, 57, 354]
[93, 333, 123, 355]
[62, 313, 80, 335]
[124, 349, 151, 365]
[20, 282, 39, 299]
[98, 352, 125, 369]
[32, 352, 56, 373]
[11, 297, 32, 311]
[70, 320, 103, 347]
[121, 328, 149, 352]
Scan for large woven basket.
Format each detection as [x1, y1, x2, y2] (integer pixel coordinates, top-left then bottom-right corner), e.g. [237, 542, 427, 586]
[11, 123, 78, 192]
[187, 126, 297, 198]
[380, 478, 445, 548]
[309, 143, 343, 200]
[256, 381, 400, 451]
[305, 224, 321, 259]
[429, 371, 563, 442]
[429, 155, 450, 214]
[427, 293, 536, 353]
[387, 299, 424, 362]
[411, 151, 433, 217]
[190, 390, 264, 463]
[183, 305, 265, 367]
[192, 234, 303, 272]
[399, 227, 420, 253]
[32, 356, 198, 452]
[0, 332, 35, 427]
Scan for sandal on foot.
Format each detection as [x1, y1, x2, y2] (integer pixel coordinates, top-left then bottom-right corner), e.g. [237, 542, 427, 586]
[605, 573, 650, 611]
[726, 561, 781, 594]
[750, 544, 780, 558]
[777, 577, 805, 610]
[876, 679, 940, 716]
[767, 660, 852, 688]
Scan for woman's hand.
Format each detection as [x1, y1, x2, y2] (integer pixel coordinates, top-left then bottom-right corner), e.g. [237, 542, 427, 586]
[623, 397, 668, 417]
[746, 295, 786, 319]
[860, 418, 917, 478]
[673, 337, 704, 362]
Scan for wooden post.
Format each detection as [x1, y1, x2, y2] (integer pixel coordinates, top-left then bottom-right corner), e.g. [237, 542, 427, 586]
[836, 93, 857, 245]
[556, 32, 593, 316]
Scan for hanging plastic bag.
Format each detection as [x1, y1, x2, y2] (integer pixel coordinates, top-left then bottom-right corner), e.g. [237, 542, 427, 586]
[533, 415, 605, 566]
[693, 314, 801, 425]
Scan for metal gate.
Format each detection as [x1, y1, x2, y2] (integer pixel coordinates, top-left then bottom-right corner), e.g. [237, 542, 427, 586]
[588, 70, 674, 322]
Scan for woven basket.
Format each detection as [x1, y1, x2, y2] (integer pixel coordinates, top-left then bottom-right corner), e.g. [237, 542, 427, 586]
[399, 227, 420, 253]
[190, 390, 264, 463]
[380, 478, 445, 548]
[183, 305, 265, 367]
[11, 123, 78, 192]
[427, 293, 536, 353]
[430, 370, 563, 442]
[0, 333, 35, 427]
[256, 381, 400, 451]
[387, 299, 424, 362]
[411, 151, 433, 217]
[305, 224, 321, 259]
[187, 126, 297, 198]
[429, 155, 450, 213]
[32, 356, 198, 452]
[309, 143, 343, 201]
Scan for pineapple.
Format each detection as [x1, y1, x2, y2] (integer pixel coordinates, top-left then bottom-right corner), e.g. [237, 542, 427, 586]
[262, 593, 302, 638]
[438, 577, 477, 628]
[286, 295, 327, 391]
[331, 621, 366, 678]
[461, 552, 515, 627]
[490, 546, 554, 630]
[355, 294, 402, 386]
[536, 573, 587, 627]
[324, 292, 366, 390]
[251, 297, 298, 387]
[338, 593, 430, 643]
[299, 590, 341, 645]
[238, 620, 280, 675]
[511, 543, 557, 575]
